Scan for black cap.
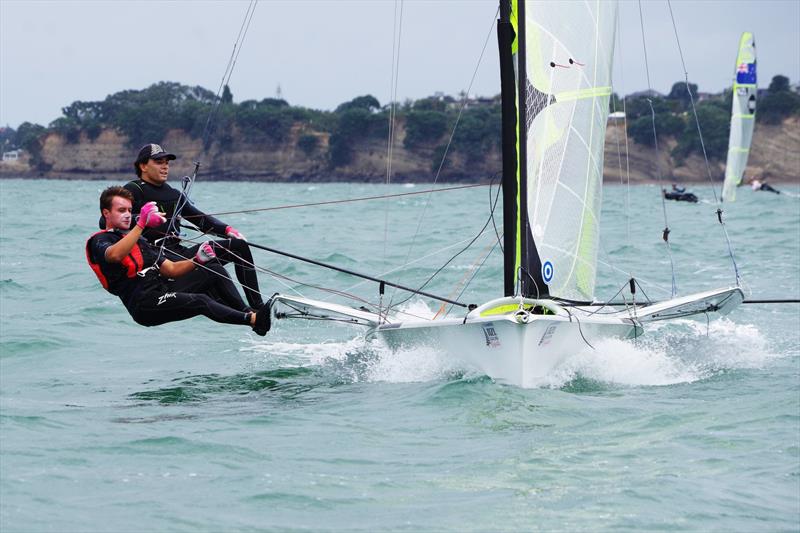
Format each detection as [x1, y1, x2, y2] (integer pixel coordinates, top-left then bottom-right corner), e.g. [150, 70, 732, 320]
[135, 143, 176, 164]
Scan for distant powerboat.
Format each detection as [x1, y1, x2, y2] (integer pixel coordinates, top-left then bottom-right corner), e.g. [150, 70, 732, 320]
[664, 186, 699, 203]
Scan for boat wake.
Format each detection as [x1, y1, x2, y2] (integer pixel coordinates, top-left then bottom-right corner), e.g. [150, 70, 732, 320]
[237, 317, 776, 390]
[547, 317, 777, 389]
[239, 335, 469, 384]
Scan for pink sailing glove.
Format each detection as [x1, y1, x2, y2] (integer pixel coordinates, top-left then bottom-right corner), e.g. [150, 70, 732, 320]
[225, 226, 246, 241]
[136, 201, 166, 229]
[194, 242, 216, 265]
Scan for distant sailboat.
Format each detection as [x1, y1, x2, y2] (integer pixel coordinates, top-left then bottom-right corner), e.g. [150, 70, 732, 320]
[722, 32, 757, 202]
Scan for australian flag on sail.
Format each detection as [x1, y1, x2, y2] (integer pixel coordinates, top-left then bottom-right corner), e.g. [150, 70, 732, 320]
[736, 62, 756, 84]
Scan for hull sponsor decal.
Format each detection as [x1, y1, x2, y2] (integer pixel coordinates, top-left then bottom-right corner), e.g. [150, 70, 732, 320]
[538, 324, 558, 346]
[482, 322, 501, 348]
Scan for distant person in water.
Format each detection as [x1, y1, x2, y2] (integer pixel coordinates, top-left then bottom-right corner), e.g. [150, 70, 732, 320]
[87, 186, 272, 335]
[671, 183, 686, 193]
[751, 177, 781, 194]
[102, 143, 265, 310]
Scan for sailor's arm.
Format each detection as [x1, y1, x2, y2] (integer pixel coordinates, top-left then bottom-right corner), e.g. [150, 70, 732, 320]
[105, 201, 164, 262]
[158, 241, 218, 279]
[104, 226, 145, 263]
[181, 200, 243, 239]
[158, 258, 195, 278]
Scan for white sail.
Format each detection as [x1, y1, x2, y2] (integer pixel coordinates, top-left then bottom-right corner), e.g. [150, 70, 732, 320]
[722, 32, 757, 202]
[522, 0, 617, 301]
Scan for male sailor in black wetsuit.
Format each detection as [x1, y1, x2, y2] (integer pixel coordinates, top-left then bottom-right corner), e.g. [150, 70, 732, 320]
[751, 177, 781, 194]
[121, 143, 263, 310]
[87, 186, 271, 335]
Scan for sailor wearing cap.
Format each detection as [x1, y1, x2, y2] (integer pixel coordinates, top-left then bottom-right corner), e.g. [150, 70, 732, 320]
[121, 143, 265, 310]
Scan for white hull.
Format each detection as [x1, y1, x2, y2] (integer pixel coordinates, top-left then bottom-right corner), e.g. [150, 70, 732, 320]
[370, 310, 638, 388]
[272, 287, 743, 388]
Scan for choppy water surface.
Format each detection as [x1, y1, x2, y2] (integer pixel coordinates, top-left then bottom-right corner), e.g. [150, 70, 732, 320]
[1, 179, 798, 531]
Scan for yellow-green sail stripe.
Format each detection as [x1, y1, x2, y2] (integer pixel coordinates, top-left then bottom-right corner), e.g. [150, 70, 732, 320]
[554, 86, 612, 102]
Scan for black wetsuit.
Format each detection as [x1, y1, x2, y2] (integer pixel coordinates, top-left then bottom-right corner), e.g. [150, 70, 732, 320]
[760, 183, 780, 194]
[122, 178, 263, 309]
[88, 230, 250, 327]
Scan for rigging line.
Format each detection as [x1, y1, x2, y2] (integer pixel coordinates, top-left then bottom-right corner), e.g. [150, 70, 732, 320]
[182, 183, 490, 219]
[596, 91, 636, 302]
[158, 3, 258, 262]
[157, 167, 199, 263]
[340, 230, 497, 294]
[200, 0, 258, 151]
[171, 220, 496, 305]
[389, 173, 502, 311]
[176, 215, 674, 306]
[488, 172, 504, 253]
[238, 240, 469, 307]
[578, 282, 630, 317]
[666, 0, 742, 288]
[638, 0, 677, 298]
[633, 278, 653, 304]
[613, 4, 633, 248]
[623, 93, 632, 248]
[383, 0, 404, 271]
[387, 7, 499, 310]
[170, 235, 387, 311]
[445, 238, 501, 319]
[564, 308, 596, 351]
[743, 299, 800, 304]
[163, 237, 297, 300]
[148, 223, 482, 315]
[433, 234, 498, 320]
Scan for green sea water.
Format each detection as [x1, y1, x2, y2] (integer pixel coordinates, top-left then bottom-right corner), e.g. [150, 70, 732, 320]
[1, 179, 798, 532]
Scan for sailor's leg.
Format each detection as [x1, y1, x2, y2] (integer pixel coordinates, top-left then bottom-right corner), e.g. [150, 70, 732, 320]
[131, 290, 251, 327]
[207, 239, 264, 309]
[168, 262, 249, 312]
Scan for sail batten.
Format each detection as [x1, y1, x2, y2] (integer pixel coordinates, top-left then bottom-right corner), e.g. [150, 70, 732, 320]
[722, 32, 757, 203]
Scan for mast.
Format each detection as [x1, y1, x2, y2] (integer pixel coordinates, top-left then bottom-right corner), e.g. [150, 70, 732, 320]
[497, 0, 549, 298]
[498, 0, 517, 297]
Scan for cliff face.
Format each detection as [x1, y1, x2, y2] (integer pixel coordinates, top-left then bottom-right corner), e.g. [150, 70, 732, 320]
[603, 116, 800, 183]
[3, 117, 798, 183]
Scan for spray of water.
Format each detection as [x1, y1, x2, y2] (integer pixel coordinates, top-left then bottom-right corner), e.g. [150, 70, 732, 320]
[238, 315, 777, 389]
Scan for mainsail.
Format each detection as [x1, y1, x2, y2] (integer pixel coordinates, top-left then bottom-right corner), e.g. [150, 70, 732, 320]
[499, 0, 617, 302]
[722, 32, 757, 202]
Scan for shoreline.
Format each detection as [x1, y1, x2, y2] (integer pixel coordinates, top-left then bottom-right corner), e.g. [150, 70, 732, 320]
[0, 172, 797, 185]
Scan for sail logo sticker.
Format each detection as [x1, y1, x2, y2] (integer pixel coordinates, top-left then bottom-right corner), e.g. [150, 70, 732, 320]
[542, 261, 554, 284]
[538, 324, 558, 346]
[482, 323, 501, 348]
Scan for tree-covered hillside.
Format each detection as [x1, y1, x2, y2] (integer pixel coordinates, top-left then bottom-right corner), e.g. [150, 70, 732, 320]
[2, 75, 798, 173]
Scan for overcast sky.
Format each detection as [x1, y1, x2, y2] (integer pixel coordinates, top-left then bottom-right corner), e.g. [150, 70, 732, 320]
[1, 0, 798, 129]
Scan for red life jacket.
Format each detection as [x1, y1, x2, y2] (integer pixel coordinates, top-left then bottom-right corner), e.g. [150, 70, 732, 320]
[85, 230, 147, 291]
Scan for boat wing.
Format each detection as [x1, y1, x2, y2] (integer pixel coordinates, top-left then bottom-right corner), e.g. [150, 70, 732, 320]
[613, 287, 744, 323]
[272, 294, 384, 327]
